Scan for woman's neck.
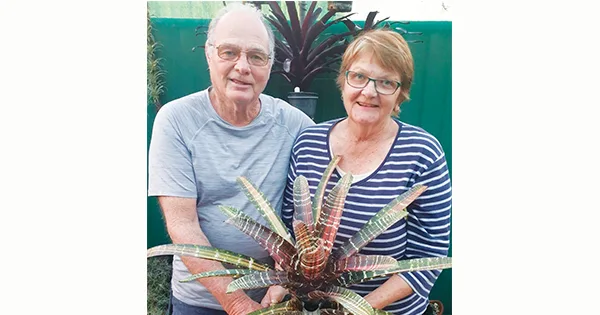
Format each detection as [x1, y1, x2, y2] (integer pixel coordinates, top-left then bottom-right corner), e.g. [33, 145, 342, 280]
[343, 118, 395, 143]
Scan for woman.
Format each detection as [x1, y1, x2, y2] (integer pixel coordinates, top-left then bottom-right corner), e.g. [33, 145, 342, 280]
[281, 29, 452, 315]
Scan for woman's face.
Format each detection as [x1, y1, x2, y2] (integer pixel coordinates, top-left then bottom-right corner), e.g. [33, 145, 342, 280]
[342, 53, 401, 127]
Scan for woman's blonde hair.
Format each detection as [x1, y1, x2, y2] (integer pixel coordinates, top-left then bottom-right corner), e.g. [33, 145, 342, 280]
[337, 29, 414, 116]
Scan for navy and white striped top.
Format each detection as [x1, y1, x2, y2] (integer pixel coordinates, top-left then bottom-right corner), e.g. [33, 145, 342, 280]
[282, 118, 452, 315]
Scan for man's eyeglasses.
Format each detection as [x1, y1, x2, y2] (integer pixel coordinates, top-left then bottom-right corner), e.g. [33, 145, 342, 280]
[345, 70, 401, 95]
[208, 43, 271, 67]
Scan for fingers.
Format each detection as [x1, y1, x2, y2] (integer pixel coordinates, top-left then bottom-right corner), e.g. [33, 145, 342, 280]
[260, 285, 288, 308]
[260, 290, 273, 308]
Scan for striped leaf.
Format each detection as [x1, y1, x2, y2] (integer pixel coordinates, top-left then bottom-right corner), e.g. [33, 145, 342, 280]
[313, 155, 341, 224]
[219, 206, 297, 270]
[292, 220, 316, 260]
[237, 176, 294, 243]
[247, 297, 303, 314]
[319, 309, 389, 315]
[334, 255, 398, 273]
[226, 270, 290, 293]
[293, 175, 315, 234]
[147, 244, 271, 271]
[308, 286, 375, 315]
[333, 185, 427, 259]
[317, 173, 353, 261]
[335, 257, 452, 287]
[373, 310, 394, 315]
[298, 237, 327, 280]
[319, 309, 349, 315]
[180, 269, 256, 282]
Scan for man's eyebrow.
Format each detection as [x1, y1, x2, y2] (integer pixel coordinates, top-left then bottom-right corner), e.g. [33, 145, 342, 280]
[246, 46, 268, 53]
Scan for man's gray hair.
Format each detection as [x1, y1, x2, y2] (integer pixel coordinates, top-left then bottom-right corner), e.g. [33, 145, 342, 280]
[205, 3, 275, 63]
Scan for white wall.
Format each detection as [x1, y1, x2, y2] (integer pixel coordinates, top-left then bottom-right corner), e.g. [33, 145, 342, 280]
[350, 0, 452, 21]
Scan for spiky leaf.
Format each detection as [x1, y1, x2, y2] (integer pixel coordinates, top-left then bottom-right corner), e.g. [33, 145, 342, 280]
[300, 1, 319, 39]
[293, 220, 314, 254]
[226, 270, 290, 293]
[333, 185, 427, 259]
[237, 176, 293, 243]
[334, 255, 398, 273]
[293, 220, 328, 280]
[313, 156, 341, 227]
[318, 173, 353, 259]
[285, 1, 303, 55]
[336, 257, 453, 287]
[364, 11, 378, 29]
[219, 206, 297, 270]
[181, 269, 256, 282]
[147, 244, 271, 271]
[308, 286, 375, 315]
[293, 175, 315, 233]
[374, 310, 394, 315]
[298, 237, 327, 280]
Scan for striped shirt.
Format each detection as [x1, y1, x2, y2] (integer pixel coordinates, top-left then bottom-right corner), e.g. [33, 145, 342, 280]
[282, 118, 452, 315]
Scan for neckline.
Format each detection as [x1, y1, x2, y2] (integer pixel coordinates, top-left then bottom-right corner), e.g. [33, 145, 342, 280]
[325, 117, 403, 185]
[204, 87, 264, 129]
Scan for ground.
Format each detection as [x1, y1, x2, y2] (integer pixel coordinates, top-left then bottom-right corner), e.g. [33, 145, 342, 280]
[147, 256, 172, 315]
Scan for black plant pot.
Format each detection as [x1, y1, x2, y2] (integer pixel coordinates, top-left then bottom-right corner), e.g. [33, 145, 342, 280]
[288, 91, 318, 120]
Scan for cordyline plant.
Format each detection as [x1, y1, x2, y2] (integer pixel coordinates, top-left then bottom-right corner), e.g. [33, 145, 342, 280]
[264, 1, 356, 91]
[340, 11, 424, 44]
[147, 157, 452, 314]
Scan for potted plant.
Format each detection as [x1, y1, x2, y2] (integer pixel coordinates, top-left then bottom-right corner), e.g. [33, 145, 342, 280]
[260, 1, 356, 119]
[147, 157, 452, 314]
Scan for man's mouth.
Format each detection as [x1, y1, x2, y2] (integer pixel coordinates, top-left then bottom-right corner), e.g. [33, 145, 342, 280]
[230, 78, 251, 85]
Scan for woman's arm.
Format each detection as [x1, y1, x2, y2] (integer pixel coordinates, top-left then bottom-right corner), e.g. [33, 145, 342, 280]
[397, 153, 452, 300]
[364, 275, 413, 309]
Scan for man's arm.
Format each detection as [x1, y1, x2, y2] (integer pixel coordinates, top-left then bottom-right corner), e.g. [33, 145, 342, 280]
[158, 196, 262, 315]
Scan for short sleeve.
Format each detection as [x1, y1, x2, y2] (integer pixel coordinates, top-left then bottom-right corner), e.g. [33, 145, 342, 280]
[148, 106, 197, 198]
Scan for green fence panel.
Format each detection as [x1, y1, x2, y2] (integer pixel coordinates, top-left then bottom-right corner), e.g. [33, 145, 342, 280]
[147, 17, 452, 313]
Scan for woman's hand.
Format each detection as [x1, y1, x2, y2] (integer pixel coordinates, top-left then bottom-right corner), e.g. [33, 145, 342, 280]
[260, 285, 288, 307]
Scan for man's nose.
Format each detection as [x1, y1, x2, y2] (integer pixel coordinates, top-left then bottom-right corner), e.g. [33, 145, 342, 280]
[234, 53, 251, 73]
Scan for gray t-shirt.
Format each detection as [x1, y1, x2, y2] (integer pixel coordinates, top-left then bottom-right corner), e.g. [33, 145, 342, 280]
[148, 88, 314, 309]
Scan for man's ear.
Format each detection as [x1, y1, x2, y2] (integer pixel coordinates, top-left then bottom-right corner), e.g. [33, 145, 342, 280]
[205, 46, 211, 63]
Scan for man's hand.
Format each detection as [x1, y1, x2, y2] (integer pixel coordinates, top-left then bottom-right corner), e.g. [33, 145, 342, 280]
[227, 296, 263, 315]
[260, 285, 289, 308]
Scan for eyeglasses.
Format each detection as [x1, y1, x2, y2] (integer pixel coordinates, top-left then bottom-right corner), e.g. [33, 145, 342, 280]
[208, 43, 271, 67]
[345, 70, 401, 95]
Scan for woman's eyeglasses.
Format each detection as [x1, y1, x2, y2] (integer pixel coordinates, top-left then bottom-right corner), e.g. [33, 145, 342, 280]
[345, 70, 401, 95]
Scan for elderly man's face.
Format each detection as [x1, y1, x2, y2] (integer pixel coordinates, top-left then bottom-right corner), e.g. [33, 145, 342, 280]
[207, 10, 272, 106]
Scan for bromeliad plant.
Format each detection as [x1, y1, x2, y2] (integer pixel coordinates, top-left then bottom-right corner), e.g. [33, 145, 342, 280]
[147, 156, 452, 314]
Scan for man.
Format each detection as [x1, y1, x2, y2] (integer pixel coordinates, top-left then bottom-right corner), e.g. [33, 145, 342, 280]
[148, 3, 314, 314]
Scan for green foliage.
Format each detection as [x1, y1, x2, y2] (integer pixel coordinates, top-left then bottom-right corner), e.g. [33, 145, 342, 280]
[147, 8, 166, 111]
[147, 256, 172, 315]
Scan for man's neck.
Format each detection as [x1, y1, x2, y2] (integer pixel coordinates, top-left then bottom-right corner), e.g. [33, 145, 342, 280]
[209, 88, 261, 127]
